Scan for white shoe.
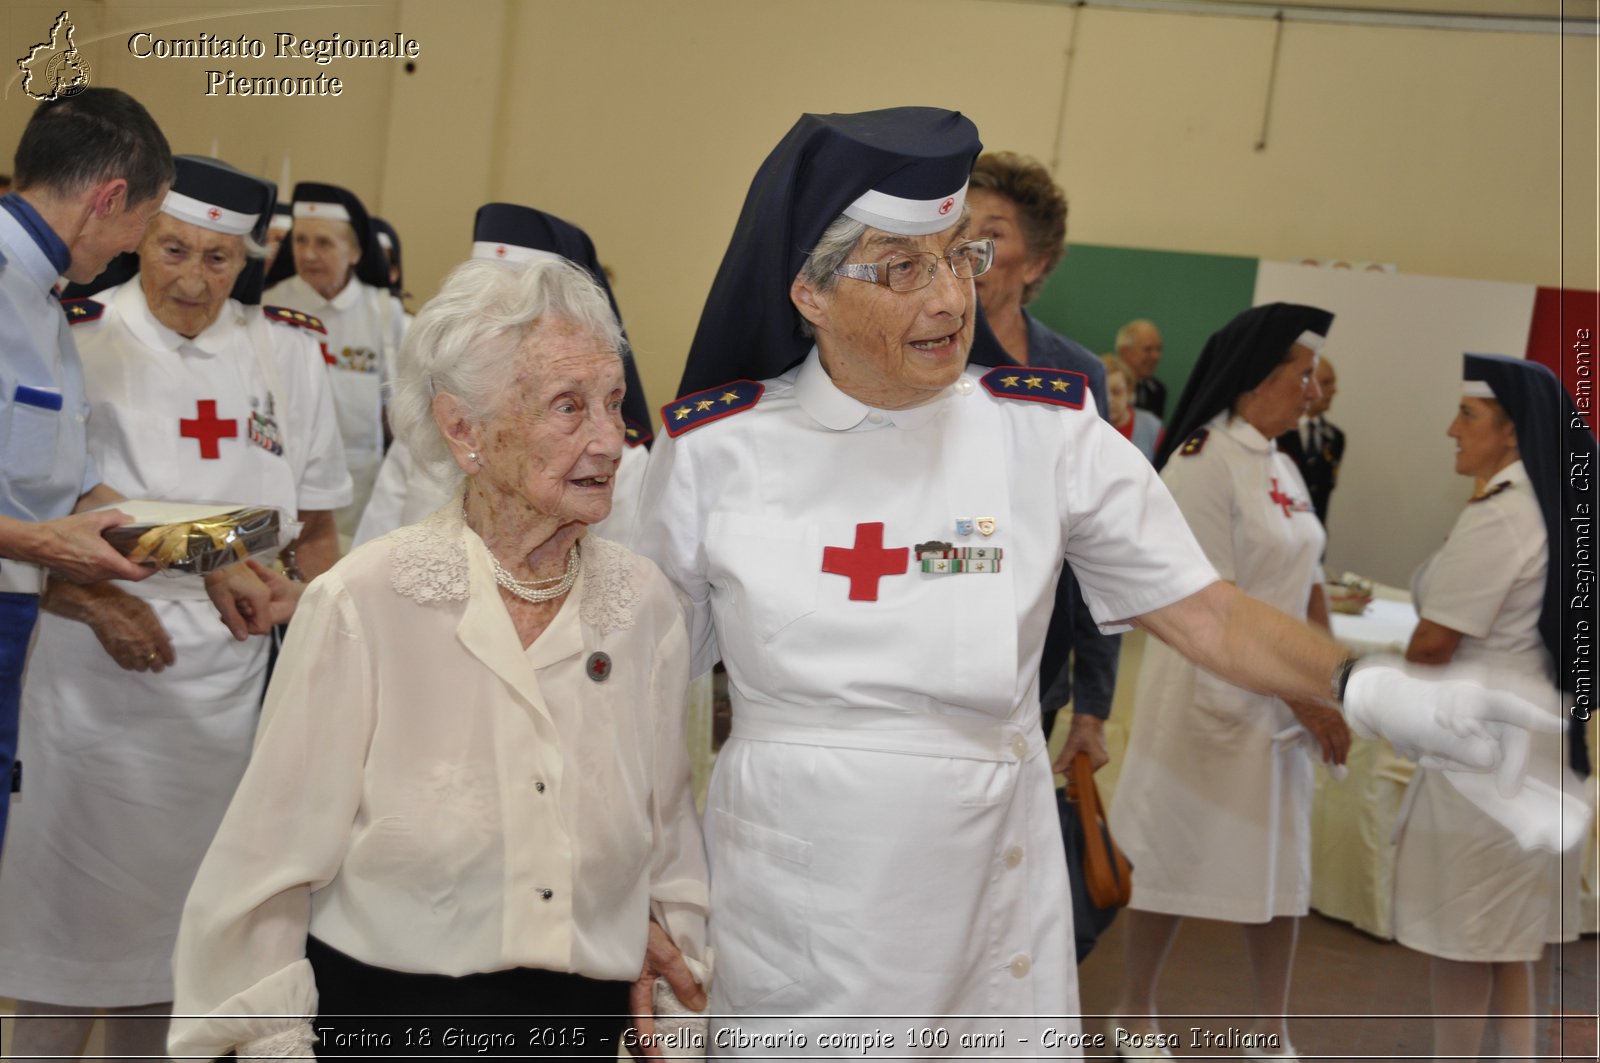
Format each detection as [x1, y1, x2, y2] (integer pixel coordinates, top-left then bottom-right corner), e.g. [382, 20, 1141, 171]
[1108, 1018, 1175, 1059]
[1243, 1043, 1298, 1060]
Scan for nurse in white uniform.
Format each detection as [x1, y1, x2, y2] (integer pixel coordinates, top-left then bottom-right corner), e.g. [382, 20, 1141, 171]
[355, 203, 652, 547]
[1109, 304, 1351, 1060]
[1392, 354, 1595, 1061]
[0, 156, 351, 1058]
[263, 181, 404, 541]
[635, 108, 1555, 1059]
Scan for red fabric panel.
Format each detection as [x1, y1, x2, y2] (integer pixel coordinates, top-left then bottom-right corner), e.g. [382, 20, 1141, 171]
[1526, 287, 1599, 432]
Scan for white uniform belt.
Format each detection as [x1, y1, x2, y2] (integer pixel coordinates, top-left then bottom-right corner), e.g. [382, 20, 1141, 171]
[0, 560, 45, 595]
[729, 697, 1044, 764]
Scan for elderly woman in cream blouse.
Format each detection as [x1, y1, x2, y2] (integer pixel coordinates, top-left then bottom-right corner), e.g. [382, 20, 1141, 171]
[169, 258, 708, 1060]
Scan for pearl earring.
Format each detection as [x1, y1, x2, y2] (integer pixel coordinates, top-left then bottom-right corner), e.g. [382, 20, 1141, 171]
[467, 451, 479, 464]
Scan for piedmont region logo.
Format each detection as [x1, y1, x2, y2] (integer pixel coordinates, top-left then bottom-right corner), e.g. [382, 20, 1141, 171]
[18, 11, 92, 101]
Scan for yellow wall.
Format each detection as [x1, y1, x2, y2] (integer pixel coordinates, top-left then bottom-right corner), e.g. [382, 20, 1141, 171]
[3, 0, 1595, 418]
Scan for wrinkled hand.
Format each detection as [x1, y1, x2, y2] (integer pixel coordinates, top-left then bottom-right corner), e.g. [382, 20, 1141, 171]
[85, 588, 175, 672]
[33, 509, 151, 583]
[1052, 713, 1109, 774]
[1342, 655, 1564, 792]
[246, 559, 304, 626]
[1288, 700, 1351, 767]
[626, 920, 706, 1061]
[205, 560, 298, 640]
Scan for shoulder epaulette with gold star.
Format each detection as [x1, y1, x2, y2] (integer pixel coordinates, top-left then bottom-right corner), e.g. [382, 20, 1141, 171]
[662, 380, 764, 438]
[61, 298, 104, 325]
[979, 366, 1086, 410]
[623, 416, 654, 448]
[263, 305, 327, 334]
[1177, 428, 1210, 457]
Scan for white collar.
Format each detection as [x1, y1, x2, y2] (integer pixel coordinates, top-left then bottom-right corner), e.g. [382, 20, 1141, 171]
[794, 348, 950, 432]
[115, 280, 244, 359]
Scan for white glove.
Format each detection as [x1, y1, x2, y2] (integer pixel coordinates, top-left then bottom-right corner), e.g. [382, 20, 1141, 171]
[240, 1021, 318, 1061]
[650, 953, 712, 1060]
[1440, 766, 1594, 853]
[1341, 655, 1564, 791]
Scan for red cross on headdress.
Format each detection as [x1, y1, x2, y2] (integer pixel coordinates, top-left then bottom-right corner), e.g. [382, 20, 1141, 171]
[495, 245, 508, 258]
[207, 207, 221, 221]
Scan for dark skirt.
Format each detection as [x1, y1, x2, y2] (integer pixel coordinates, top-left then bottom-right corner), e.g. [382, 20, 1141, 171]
[307, 936, 631, 1061]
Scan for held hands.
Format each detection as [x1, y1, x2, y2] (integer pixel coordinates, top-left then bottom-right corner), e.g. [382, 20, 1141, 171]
[1341, 655, 1563, 792]
[204, 559, 304, 640]
[627, 919, 707, 1061]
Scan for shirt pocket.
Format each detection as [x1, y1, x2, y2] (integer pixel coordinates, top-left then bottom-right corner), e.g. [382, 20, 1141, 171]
[706, 807, 812, 1009]
[705, 512, 819, 642]
[5, 385, 68, 492]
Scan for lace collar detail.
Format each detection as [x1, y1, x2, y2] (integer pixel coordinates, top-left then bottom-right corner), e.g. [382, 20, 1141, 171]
[389, 500, 471, 603]
[577, 535, 639, 635]
[389, 497, 638, 633]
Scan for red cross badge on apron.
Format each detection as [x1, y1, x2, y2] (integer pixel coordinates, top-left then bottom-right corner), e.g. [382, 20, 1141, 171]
[180, 399, 238, 459]
[821, 522, 909, 602]
[1268, 477, 1295, 519]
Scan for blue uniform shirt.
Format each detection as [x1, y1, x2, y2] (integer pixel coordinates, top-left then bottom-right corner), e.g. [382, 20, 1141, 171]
[0, 204, 97, 524]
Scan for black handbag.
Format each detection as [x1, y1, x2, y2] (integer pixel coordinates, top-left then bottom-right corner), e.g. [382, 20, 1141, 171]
[1057, 752, 1133, 962]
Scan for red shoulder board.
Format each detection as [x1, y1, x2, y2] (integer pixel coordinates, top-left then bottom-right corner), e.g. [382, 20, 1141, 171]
[623, 416, 654, 448]
[61, 298, 104, 325]
[263, 305, 327, 334]
[979, 366, 1086, 409]
[662, 380, 763, 438]
[1177, 428, 1210, 457]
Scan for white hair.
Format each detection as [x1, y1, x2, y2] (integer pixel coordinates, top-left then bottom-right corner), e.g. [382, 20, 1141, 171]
[389, 257, 625, 470]
[794, 213, 868, 338]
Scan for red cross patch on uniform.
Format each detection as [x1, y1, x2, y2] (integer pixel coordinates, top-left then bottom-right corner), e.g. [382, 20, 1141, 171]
[60, 298, 104, 325]
[662, 380, 763, 438]
[263, 305, 327, 335]
[180, 399, 238, 459]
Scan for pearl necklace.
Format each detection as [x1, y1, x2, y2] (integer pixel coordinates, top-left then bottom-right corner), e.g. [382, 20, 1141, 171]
[489, 543, 579, 603]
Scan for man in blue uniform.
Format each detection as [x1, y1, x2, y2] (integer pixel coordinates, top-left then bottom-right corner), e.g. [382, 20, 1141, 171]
[0, 87, 173, 855]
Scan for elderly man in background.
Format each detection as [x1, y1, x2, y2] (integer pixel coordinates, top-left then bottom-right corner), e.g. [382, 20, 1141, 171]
[0, 87, 172, 856]
[0, 155, 350, 1061]
[1277, 355, 1344, 526]
[1118, 317, 1167, 419]
[636, 107, 1557, 1057]
[264, 182, 406, 542]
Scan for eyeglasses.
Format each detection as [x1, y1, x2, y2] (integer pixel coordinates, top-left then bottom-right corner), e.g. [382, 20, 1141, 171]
[833, 238, 994, 293]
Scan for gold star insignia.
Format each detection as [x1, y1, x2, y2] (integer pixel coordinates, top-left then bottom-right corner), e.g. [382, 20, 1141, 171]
[720, 391, 741, 405]
[1051, 379, 1069, 392]
[1024, 376, 1043, 389]
[673, 406, 691, 421]
[1000, 374, 1021, 388]
[696, 399, 715, 411]
[626, 427, 639, 438]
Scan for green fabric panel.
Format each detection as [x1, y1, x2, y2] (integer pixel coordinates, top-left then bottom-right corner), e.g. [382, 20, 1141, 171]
[1028, 244, 1261, 410]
